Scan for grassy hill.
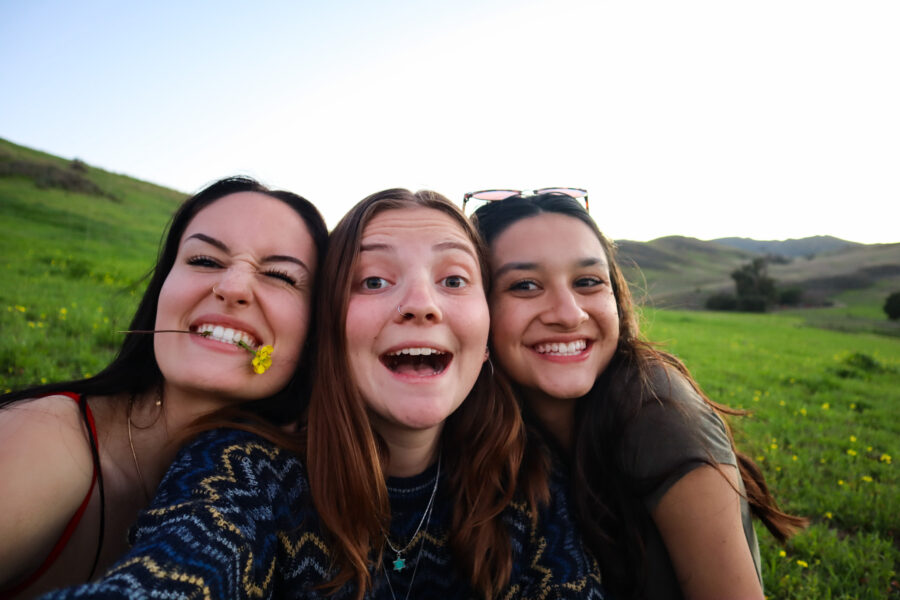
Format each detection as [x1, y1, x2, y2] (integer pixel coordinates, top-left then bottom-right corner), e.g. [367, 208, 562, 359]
[617, 234, 900, 329]
[1, 137, 183, 387]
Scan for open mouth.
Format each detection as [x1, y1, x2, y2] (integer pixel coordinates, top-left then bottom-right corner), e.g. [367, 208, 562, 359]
[192, 323, 260, 350]
[380, 347, 452, 376]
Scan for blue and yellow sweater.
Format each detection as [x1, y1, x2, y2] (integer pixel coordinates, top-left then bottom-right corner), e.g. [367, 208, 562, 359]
[41, 429, 605, 599]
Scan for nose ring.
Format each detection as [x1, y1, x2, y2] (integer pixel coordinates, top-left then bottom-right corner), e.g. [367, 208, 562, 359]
[398, 305, 412, 318]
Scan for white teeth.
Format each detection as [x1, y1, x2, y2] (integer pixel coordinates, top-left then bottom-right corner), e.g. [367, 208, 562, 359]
[534, 340, 587, 356]
[195, 323, 259, 349]
[388, 347, 444, 356]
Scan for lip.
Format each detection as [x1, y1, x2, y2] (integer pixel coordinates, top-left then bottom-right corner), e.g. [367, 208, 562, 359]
[189, 314, 264, 352]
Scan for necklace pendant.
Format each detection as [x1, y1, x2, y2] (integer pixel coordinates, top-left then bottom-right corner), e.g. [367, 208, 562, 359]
[392, 555, 407, 572]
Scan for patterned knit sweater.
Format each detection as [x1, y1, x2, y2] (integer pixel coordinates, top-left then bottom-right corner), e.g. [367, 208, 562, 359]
[40, 429, 605, 599]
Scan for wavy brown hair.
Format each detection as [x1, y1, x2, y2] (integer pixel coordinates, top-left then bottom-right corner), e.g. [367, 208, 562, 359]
[304, 189, 536, 599]
[473, 193, 808, 599]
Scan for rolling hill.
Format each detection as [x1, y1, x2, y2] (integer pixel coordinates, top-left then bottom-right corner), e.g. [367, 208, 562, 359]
[616, 235, 900, 310]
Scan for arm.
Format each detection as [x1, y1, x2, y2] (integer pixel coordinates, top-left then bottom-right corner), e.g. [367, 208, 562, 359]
[0, 397, 95, 588]
[652, 464, 763, 600]
[39, 429, 308, 600]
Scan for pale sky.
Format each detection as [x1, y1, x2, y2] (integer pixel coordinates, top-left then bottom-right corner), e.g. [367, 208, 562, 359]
[1, 0, 898, 243]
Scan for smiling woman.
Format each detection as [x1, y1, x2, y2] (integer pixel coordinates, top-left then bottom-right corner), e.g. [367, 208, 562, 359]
[0, 177, 327, 599]
[473, 192, 808, 600]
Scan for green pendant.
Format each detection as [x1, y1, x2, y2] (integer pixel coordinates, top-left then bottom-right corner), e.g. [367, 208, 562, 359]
[393, 556, 407, 572]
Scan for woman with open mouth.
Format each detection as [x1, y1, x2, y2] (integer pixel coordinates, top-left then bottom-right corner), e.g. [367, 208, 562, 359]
[471, 191, 807, 600]
[0, 176, 327, 599]
[299, 188, 605, 598]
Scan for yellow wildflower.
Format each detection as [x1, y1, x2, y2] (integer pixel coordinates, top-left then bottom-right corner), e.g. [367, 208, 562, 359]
[792, 455, 798, 461]
[824, 512, 833, 519]
[880, 454, 892, 464]
[861, 475, 873, 483]
[15, 305, 26, 312]
[799, 408, 807, 416]
[821, 402, 830, 410]
[779, 550, 786, 557]
[796, 560, 808, 568]
[251, 345, 274, 375]
[847, 449, 857, 456]
[849, 435, 857, 442]
[838, 479, 844, 486]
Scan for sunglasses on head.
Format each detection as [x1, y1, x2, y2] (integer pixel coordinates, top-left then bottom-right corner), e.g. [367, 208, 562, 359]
[463, 187, 589, 213]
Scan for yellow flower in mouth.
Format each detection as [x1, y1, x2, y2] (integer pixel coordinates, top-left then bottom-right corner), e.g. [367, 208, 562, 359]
[251, 345, 274, 375]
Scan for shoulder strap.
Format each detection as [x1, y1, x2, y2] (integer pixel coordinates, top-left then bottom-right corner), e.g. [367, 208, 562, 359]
[0, 394, 105, 597]
[77, 393, 106, 579]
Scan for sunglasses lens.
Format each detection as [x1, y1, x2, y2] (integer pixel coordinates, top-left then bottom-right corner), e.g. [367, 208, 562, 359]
[535, 187, 587, 199]
[471, 190, 521, 201]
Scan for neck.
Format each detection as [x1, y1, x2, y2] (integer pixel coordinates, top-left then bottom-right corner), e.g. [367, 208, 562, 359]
[525, 389, 576, 453]
[373, 419, 443, 477]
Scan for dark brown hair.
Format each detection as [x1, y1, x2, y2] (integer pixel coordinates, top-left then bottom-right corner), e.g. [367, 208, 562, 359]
[473, 192, 807, 599]
[304, 189, 534, 599]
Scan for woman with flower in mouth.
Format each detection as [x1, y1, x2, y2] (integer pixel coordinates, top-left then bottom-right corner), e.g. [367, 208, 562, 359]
[472, 192, 807, 600]
[0, 176, 327, 599]
[39, 188, 604, 600]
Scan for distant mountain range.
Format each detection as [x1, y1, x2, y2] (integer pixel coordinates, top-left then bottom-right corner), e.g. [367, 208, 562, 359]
[615, 235, 900, 309]
[711, 236, 862, 258]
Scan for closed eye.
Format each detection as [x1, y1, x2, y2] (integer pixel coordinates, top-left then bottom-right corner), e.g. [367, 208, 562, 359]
[263, 269, 298, 286]
[187, 255, 222, 268]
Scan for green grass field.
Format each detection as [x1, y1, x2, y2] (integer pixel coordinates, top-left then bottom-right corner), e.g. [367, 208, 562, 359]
[2, 138, 898, 598]
[642, 308, 899, 599]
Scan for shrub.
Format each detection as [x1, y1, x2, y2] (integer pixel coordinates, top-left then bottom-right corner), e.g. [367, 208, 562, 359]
[884, 291, 900, 320]
[706, 292, 737, 311]
[779, 287, 804, 306]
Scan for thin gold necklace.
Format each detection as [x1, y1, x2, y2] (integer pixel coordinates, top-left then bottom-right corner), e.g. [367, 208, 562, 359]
[126, 394, 160, 503]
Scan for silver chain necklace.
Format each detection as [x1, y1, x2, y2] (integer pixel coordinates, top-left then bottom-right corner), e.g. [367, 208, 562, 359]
[382, 453, 441, 573]
[381, 496, 435, 600]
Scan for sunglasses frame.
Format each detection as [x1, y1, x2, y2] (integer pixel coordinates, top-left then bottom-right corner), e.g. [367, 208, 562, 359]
[463, 187, 589, 212]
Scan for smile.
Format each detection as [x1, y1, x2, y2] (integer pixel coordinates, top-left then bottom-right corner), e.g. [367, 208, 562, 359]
[193, 323, 260, 349]
[381, 347, 452, 376]
[533, 339, 587, 356]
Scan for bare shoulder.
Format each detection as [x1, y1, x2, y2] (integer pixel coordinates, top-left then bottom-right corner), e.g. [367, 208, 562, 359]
[0, 395, 96, 582]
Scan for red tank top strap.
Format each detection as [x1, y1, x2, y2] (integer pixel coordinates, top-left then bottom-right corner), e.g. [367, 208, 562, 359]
[0, 393, 99, 599]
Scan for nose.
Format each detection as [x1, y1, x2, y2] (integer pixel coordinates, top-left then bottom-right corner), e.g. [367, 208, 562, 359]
[212, 266, 254, 307]
[541, 285, 588, 329]
[396, 273, 442, 324]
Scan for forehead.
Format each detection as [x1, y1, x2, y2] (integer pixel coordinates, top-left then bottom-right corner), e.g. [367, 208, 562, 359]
[361, 207, 474, 250]
[492, 213, 607, 263]
[182, 192, 316, 260]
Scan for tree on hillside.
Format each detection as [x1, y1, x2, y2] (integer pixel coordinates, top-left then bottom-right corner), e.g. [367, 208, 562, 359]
[885, 292, 900, 320]
[731, 257, 778, 312]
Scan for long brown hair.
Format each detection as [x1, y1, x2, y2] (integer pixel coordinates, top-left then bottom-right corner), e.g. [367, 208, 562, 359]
[473, 193, 808, 599]
[305, 189, 534, 599]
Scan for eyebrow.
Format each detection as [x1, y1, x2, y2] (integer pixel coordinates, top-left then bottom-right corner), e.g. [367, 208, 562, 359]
[494, 257, 607, 279]
[360, 240, 477, 260]
[186, 233, 310, 273]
